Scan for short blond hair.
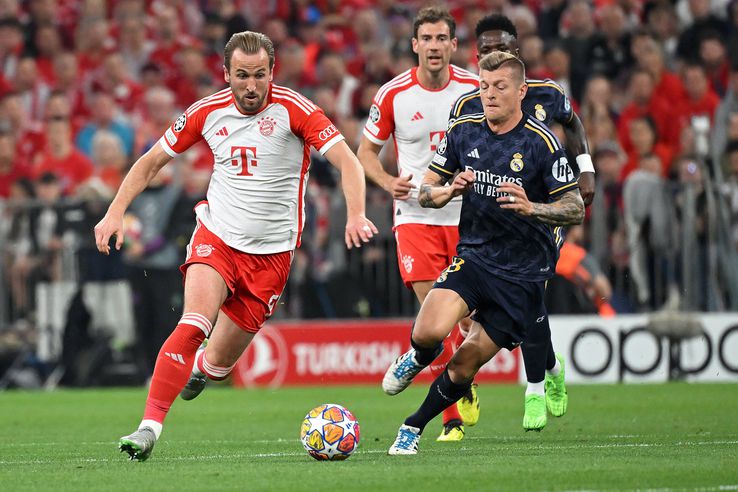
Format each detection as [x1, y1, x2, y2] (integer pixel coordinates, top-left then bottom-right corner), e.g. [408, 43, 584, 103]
[479, 51, 525, 83]
[224, 31, 275, 71]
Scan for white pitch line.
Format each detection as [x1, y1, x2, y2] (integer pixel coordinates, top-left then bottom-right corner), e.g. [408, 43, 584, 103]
[0, 440, 736, 466]
[5, 433, 735, 448]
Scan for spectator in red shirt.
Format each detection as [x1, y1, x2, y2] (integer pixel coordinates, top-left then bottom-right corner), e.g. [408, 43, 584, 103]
[149, 5, 201, 84]
[166, 46, 211, 108]
[0, 130, 30, 199]
[12, 55, 51, 122]
[617, 69, 673, 155]
[631, 31, 685, 118]
[621, 116, 674, 181]
[117, 14, 156, 82]
[0, 91, 46, 165]
[74, 15, 115, 81]
[51, 50, 88, 122]
[32, 93, 94, 195]
[28, 23, 65, 86]
[95, 52, 145, 114]
[667, 63, 721, 146]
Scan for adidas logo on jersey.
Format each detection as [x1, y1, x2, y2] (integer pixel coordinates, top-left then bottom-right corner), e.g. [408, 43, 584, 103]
[467, 148, 480, 158]
[215, 127, 229, 137]
[164, 352, 185, 364]
[410, 112, 424, 121]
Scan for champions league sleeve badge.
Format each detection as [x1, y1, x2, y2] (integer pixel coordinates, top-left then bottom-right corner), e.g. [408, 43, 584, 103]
[173, 113, 187, 132]
[369, 104, 380, 123]
[510, 153, 525, 172]
[437, 135, 447, 155]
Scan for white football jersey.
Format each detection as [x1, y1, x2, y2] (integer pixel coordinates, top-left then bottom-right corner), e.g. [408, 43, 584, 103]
[159, 85, 343, 254]
[363, 65, 478, 226]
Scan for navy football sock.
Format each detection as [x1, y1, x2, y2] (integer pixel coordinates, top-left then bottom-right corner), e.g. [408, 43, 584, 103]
[405, 369, 471, 433]
[521, 317, 553, 383]
[411, 336, 443, 366]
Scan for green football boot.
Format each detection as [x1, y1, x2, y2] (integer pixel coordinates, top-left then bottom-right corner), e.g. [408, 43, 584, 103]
[545, 353, 568, 417]
[523, 394, 547, 431]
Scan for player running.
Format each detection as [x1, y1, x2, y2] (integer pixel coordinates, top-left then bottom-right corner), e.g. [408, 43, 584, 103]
[448, 14, 596, 430]
[387, 51, 584, 455]
[94, 31, 377, 461]
[357, 6, 479, 442]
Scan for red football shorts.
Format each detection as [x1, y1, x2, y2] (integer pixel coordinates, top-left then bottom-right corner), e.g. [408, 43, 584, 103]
[181, 221, 292, 333]
[394, 223, 459, 289]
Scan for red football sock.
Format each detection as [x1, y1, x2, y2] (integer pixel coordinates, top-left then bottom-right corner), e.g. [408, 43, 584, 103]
[198, 352, 234, 381]
[143, 314, 212, 424]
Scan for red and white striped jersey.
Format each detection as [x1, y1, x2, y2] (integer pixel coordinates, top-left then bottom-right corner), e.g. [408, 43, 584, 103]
[363, 65, 478, 226]
[159, 84, 343, 254]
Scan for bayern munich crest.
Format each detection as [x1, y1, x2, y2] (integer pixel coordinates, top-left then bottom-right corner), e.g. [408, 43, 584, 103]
[195, 244, 214, 257]
[173, 113, 187, 132]
[259, 116, 276, 136]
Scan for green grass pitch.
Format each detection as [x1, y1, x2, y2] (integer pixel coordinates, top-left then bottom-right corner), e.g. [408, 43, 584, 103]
[2, 383, 737, 491]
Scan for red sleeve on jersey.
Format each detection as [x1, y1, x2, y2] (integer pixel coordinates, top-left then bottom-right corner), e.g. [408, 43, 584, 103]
[362, 89, 395, 144]
[273, 86, 344, 154]
[160, 106, 206, 156]
[299, 110, 343, 154]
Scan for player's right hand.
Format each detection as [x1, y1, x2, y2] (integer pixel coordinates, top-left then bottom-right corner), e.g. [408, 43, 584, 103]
[450, 169, 475, 197]
[94, 214, 124, 256]
[386, 174, 416, 200]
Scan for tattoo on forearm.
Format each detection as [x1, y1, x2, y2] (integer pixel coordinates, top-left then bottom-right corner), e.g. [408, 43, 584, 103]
[531, 190, 584, 225]
[419, 184, 441, 208]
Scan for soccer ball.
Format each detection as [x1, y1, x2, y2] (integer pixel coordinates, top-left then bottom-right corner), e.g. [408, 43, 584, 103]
[300, 403, 360, 461]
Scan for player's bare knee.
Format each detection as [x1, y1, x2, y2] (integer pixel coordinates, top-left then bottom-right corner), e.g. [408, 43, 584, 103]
[411, 323, 448, 348]
[446, 357, 476, 384]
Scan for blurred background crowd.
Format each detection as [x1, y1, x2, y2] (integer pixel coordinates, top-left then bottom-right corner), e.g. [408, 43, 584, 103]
[1, 0, 737, 385]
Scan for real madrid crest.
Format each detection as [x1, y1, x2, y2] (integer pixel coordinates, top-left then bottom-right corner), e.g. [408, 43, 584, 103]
[510, 152, 524, 172]
[534, 104, 546, 122]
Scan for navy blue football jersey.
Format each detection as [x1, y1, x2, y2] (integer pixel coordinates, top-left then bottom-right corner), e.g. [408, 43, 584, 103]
[450, 79, 573, 127]
[428, 113, 578, 281]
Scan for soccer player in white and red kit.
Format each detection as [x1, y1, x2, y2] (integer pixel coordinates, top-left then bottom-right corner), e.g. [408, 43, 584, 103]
[357, 7, 479, 442]
[94, 32, 377, 461]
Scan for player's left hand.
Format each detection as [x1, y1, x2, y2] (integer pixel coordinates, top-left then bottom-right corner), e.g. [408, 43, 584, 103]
[578, 172, 595, 206]
[345, 215, 378, 249]
[496, 182, 534, 216]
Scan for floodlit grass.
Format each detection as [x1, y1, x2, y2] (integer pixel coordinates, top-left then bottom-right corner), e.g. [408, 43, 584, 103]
[2, 383, 737, 491]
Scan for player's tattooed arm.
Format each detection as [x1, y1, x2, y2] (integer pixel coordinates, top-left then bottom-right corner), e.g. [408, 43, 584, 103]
[497, 184, 584, 226]
[418, 183, 441, 208]
[529, 190, 584, 225]
[418, 169, 474, 208]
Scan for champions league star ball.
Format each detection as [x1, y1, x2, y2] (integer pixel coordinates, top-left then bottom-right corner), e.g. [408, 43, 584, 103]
[300, 404, 360, 461]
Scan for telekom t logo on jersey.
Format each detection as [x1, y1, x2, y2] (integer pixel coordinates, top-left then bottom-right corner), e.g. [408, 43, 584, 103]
[230, 146, 258, 176]
[429, 131, 446, 152]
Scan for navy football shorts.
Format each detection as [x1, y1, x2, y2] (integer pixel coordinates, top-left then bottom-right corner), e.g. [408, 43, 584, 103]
[432, 255, 547, 350]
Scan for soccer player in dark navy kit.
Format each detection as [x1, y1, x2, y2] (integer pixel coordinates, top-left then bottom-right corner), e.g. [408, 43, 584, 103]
[451, 14, 594, 205]
[386, 52, 584, 455]
[451, 14, 594, 430]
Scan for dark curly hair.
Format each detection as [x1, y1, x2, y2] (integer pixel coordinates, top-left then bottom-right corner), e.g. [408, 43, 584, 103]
[475, 14, 517, 39]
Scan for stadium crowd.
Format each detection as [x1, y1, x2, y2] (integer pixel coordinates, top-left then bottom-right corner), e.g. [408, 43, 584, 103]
[1, 0, 738, 380]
